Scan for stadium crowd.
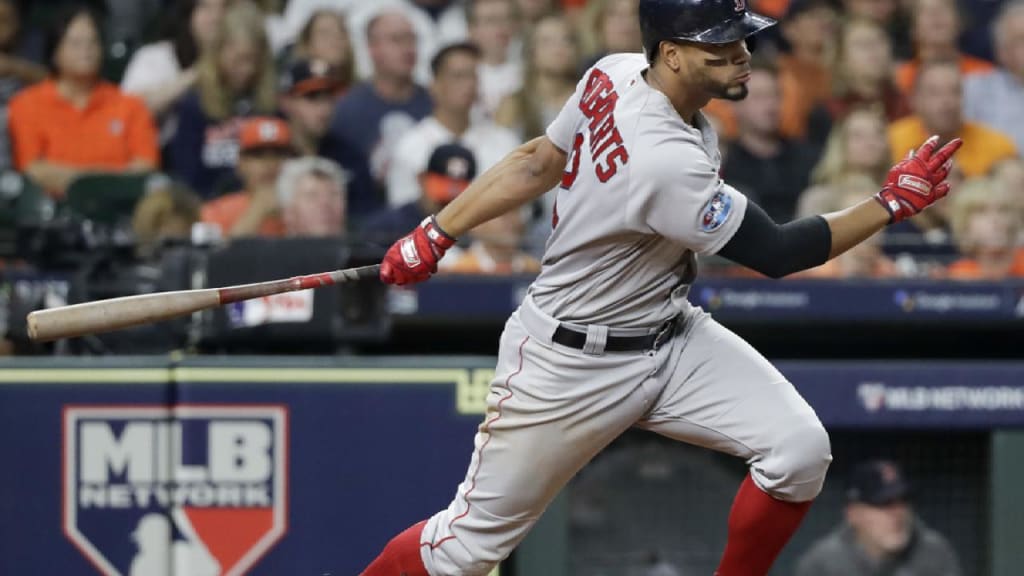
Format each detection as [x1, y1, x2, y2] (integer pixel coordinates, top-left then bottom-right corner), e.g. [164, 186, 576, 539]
[0, 0, 1022, 280]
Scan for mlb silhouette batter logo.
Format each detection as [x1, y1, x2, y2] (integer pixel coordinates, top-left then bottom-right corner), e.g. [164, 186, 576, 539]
[63, 405, 288, 575]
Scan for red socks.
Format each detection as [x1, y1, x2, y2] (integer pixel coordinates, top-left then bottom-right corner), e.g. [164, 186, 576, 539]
[715, 475, 813, 576]
[361, 520, 429, 576]
[362, 476, 810, 576]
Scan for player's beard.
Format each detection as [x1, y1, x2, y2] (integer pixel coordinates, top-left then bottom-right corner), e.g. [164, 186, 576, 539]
[699, 69, 749, 101]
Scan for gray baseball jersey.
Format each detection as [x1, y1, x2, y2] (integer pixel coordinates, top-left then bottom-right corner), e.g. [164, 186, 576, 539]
[531, 53, 749, 328]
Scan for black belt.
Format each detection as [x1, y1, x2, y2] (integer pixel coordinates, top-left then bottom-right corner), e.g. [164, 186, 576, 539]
[552, 317, 678, 352]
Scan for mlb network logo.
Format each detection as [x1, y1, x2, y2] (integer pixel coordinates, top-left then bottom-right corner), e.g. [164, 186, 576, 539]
[63, 405, 288, 576]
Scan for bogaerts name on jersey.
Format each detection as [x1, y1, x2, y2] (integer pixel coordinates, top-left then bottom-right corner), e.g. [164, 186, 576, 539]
[579, 68, 630, 182]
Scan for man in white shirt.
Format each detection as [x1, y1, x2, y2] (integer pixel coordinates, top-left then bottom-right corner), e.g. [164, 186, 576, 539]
[347, 0, 468, 84]
[387, 42, 520, 207]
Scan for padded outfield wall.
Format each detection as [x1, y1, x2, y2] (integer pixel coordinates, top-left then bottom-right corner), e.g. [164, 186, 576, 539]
[0, 356, 1022, 575]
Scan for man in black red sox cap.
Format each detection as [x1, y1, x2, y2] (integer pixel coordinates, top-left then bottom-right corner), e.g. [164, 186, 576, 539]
[795, 460, 962, 576]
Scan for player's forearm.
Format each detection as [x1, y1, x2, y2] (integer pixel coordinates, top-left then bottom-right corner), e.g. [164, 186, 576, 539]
[435, 136, 563, 237]
[820, 135, 961, 258]
[821, 198, 891, 259]
[719, 197, 892, 279]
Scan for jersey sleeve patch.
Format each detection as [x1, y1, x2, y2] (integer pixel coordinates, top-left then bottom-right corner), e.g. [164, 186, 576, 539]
[699, 189, 733, 233]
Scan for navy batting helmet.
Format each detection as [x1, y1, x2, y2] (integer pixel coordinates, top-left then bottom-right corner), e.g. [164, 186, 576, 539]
[639, 0, 776, 59]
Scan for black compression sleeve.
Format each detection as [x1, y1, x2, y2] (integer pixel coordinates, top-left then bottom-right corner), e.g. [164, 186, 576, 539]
[717, 201, 833, 279]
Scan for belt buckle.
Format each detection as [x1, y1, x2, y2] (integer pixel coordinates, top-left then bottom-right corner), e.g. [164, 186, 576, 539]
[651, 316, 677, 351]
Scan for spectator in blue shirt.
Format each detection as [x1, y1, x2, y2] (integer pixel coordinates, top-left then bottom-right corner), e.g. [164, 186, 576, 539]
[321, 9, 432, 223]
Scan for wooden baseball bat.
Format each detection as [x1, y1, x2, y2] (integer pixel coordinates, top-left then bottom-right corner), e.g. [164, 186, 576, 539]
[26, 264, 381, 342]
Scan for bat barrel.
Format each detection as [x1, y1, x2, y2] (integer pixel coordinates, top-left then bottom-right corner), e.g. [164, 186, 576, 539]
[25, 264, 380, 342]
[27, 289, 220, 342]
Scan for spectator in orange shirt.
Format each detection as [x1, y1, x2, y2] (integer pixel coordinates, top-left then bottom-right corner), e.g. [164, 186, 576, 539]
[894, 0, 994, 96]
[946, 176, 1024, 279]
[8, 5, 159, 198]
[888, 60, 1017, 177]
[446, 208, 541, 275]
[200, 117, 293, 238]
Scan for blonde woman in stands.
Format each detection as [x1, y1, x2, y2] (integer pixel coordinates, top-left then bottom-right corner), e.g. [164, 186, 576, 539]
[807, 18, 908, 144]
[494, 13, 580, 141]
[166, 1, 278, 198]
[946, 177, 1024, 280]
[797, 107, 891, 217]
[121, 0, 229, 121]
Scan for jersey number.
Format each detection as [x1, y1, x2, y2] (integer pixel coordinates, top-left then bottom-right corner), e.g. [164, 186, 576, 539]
[560, 132, 584, 190]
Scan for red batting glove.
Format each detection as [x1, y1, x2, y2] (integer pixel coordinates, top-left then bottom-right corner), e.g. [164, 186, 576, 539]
[380, 216, 457, 285]
[874, 135, 963, 224]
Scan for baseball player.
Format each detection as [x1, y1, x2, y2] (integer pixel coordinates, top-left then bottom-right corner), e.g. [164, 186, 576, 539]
[361, 0, 962, 574]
